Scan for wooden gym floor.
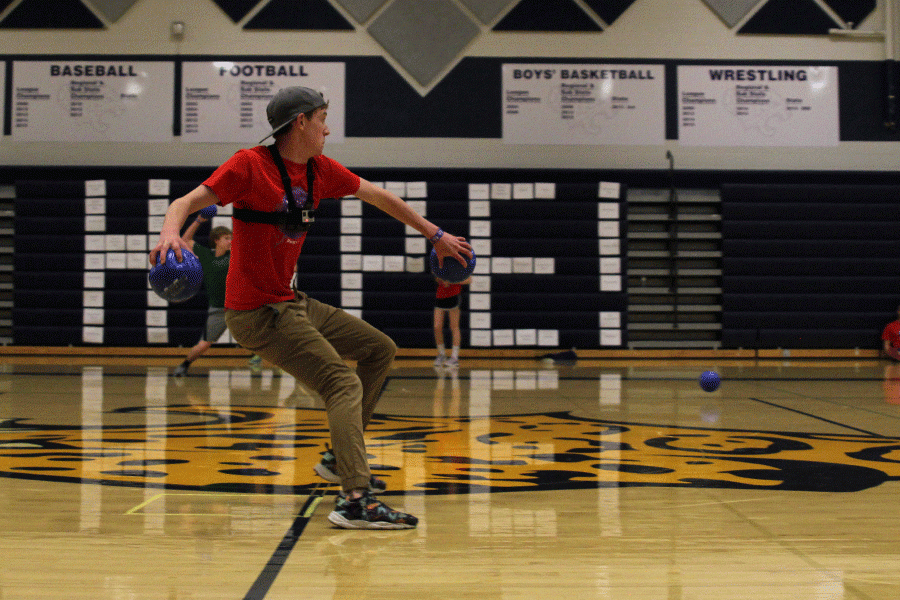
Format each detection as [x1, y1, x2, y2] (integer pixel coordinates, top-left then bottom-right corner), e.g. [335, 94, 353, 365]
[0, 348, 898, 599]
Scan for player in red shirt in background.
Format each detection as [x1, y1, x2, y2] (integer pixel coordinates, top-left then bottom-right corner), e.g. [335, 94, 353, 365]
[882, 305, 900, 361]
[434, 276, 472, 368]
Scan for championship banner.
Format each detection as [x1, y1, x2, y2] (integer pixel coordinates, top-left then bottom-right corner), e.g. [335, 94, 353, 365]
[11, 60, 175, 142]
[181, 61, 345, 143]
[502, 63, 665, 145]
[677, 65, 839, 146]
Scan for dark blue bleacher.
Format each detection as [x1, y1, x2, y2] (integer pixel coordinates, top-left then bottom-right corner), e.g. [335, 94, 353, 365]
[313, 182, 626, 349]
[13, 178, 626, 349]
[13, 179, 209, 346]
[721, 184, 900, 349]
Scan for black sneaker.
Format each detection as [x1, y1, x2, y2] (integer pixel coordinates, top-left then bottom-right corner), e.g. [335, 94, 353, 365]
[328, 492, 418, 530]
[314, 446, 387, 493]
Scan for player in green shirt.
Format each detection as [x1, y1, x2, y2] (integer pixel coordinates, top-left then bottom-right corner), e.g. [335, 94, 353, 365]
[173, 207, 257, 375]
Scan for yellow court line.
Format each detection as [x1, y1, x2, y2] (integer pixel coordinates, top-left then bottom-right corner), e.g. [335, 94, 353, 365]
[124, 490, 321, 515]
[124, 492, 165, 515]
[302, 495, 324, 518]
[673, 497, 771, 509]
[148, 512, 235, 517]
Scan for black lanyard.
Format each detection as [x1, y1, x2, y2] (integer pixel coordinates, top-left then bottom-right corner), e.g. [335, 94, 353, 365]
[267, 143, 314, 211]
[231, 144, 316, 234]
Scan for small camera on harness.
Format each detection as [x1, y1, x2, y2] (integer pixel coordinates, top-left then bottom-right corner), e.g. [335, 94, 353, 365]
[279, 206, 316, 235]
[232, 204, 316, 237]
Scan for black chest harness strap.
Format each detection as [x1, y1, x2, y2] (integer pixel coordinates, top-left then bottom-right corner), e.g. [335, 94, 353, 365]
[232, 144, 317, 236]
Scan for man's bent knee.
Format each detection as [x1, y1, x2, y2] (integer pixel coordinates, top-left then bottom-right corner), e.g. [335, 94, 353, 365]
[314, 365, 364, 408]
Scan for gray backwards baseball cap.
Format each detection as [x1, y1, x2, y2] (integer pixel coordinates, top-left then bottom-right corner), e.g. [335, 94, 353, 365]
[259, 86, 328, 144]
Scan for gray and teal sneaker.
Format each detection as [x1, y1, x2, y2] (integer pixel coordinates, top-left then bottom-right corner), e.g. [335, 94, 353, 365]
[327, 492, 418, 530]
[314, 446, 387, 493]
[313, 446, 341, 483]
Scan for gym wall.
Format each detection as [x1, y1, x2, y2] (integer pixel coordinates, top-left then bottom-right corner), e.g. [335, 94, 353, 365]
[0, 0, 897, 172]
[2, 0, 900, 349]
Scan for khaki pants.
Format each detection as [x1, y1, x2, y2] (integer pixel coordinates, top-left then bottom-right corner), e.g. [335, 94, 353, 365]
[225, 292, 397, 492]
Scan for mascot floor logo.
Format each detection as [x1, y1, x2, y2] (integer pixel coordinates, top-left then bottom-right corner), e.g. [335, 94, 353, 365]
[1, 406, 899, 494]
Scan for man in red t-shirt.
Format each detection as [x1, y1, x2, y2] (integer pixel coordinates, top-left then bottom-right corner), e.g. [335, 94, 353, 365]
[882, 305, 900, 361]
[150, 86, 472, 529]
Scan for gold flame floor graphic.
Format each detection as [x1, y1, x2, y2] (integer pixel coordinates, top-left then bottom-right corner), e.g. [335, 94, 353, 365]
[1, 406, 899, 494]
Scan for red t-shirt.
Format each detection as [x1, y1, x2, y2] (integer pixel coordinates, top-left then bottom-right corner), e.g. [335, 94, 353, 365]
[883, 320, 900, 348]
[436, 282, 462, 299]
[204, 147, 361, 310]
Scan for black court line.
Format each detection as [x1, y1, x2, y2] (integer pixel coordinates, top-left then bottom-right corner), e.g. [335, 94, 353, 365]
[242, 484, 328, 600]
[749, 397, 889, 438]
